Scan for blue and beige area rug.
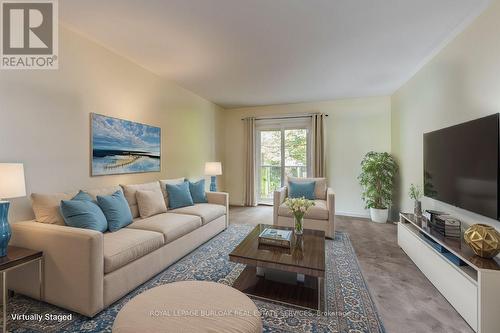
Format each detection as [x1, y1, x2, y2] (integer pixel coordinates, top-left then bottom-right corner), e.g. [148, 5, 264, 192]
[4, 224, 385, 333]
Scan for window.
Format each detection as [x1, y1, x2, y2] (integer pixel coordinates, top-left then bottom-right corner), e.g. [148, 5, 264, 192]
[256, 118, 311, 204]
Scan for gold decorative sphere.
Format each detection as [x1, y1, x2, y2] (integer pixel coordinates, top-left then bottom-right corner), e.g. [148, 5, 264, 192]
[464, 224, 500, 259]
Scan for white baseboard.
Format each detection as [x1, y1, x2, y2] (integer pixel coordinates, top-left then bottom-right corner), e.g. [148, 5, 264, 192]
[230, 204, 371, 219]
[335, 211, 370, 219]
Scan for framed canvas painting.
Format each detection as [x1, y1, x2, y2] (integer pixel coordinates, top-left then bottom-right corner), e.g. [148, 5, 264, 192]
[91, 113, 161, 176]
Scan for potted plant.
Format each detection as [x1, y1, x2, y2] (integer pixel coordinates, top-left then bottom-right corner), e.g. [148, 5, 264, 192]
[409, 183, 423, 217]
[358, 151, 398, 223]
[284, 197, 315, 234]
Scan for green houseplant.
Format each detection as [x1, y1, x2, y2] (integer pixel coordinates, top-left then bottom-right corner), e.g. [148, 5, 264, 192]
[358, 151, 398, 223]
[409, 183, 423, 217]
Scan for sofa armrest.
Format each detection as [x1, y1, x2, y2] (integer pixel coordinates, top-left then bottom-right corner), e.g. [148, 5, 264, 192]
[327, 188, 335, 238]
[206, 191, 228, 206]
[9, 221, 104, 317]
[206, 192, 229, 227]
[273, 186, 287, 225]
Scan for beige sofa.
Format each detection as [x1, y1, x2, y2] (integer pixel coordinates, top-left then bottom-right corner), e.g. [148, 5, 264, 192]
[273, 177, 335, 238]
[8, 180, 229, 317]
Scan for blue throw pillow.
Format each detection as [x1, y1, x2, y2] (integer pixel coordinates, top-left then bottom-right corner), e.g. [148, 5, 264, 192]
[288, 181, 316, 200]
[72, 190, 94, 202]
[60, 192, 108, 232]
[166, 181, 194, 209]
[97, 190, 133, 232]
[189, 179, 208, 203]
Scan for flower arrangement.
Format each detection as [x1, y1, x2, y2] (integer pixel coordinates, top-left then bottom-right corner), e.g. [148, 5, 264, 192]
[284, 197, 315, 234]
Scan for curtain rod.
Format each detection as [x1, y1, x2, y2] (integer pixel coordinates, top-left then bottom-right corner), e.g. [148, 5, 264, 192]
[241, 113, 328, 121]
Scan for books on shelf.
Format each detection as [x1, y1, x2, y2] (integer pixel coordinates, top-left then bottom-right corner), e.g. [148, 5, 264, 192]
[258, 228, 292, 248]
[420, 232, 465, 266]
[430, 216, 461, 238]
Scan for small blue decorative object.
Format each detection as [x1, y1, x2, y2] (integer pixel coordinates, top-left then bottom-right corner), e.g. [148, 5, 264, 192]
[0, 201, 12, 257]
[210, 176, 217, 192]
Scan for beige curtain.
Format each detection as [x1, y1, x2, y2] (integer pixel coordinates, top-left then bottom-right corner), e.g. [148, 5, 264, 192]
[243, 117, 257, 206]
[311, 113, 326, 177]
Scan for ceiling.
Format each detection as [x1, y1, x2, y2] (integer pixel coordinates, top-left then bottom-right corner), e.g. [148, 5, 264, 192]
[60, 0, 490, 108]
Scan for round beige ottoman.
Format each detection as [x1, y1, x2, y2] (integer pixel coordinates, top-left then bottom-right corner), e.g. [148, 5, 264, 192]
[112, 281, 263, 333]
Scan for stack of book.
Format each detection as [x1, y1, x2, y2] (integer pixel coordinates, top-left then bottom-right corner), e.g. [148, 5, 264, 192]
[258, 228, 292, 248]
[429, 215, 461, 238]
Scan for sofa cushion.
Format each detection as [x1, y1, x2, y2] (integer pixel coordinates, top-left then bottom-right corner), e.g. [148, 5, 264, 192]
[286, 176, 327, 200]
[103, 228, 164, 274]
[121, 182, 161, 218]
[85, 186, 123, 201]
[60, 193, 108, 232]
[166, 181, 194, 209]
[136, 189, 167, 218]
[189, 179, 208, 203]
[97, 191, 133, 232]
[127, 213, 202, 244]
[72, 190, 94, 202]
[278, 199, 329, 220]
[169, 203, 226, 225]
[31, 191, 78, 225]
[159, 178, 185, 208]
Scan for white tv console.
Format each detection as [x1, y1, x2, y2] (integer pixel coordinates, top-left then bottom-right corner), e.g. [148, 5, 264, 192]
[398, 213, 500, 333]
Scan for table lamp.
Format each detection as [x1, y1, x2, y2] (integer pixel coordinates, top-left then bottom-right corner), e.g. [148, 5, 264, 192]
[0, 163, 26, 257]
[205, 162, 222, 192]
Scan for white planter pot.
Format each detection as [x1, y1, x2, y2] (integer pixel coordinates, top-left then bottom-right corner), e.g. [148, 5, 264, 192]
[370, 208, 388, 223]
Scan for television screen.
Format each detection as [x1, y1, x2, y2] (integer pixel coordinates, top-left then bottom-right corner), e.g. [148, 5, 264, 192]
[424, 113, 499, 220]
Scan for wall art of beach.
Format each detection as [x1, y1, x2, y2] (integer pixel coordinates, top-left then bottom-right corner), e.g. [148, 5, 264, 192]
[91, 114, 161, 176]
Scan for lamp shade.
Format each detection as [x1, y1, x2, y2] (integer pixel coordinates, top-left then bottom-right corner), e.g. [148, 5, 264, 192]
[205, 162, 222, 176]
[0, 163, 26, 199]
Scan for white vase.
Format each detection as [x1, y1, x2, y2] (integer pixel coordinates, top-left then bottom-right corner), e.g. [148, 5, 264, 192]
[370, 208, 388, 223]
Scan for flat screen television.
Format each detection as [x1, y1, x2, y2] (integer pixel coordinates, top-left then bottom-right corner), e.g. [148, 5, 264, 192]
[423, 113, 499, 220]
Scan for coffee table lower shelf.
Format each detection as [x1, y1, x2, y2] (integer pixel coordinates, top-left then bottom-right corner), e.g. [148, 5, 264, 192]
[232, 266, 325, 311]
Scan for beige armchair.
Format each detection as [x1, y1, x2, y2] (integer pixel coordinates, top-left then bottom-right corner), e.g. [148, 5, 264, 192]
[273, 177, 335, 238]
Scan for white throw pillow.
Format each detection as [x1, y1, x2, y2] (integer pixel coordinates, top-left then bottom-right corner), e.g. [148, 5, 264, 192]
[136, 189, 167, 218]
[121, 182, 161, 218]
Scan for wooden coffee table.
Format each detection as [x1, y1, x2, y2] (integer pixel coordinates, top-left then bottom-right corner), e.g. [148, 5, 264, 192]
[229, 224, 325, 311]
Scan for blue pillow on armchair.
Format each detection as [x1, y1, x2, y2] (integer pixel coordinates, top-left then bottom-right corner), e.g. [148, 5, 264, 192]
[189, 179, 208, 203]
[166, 181, 194, 209]
[288, 181, 316, 200]
[60, 191, 108, 232]
[97, 190, 133, 232]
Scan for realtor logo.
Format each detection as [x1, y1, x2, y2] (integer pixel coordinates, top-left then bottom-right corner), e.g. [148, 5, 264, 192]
[1, 0, 58, 69]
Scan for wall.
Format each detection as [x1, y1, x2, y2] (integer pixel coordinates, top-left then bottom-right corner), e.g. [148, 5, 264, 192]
[222, 96, 391, 217]
[391, 0, 500, 228]
[0, 26, 223, 222]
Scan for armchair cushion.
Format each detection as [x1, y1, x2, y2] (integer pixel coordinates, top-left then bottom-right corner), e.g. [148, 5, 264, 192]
[278, 199, 329, 220]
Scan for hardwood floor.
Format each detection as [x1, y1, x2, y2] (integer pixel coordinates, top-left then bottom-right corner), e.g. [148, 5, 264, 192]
[229, 205, 474, 333]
